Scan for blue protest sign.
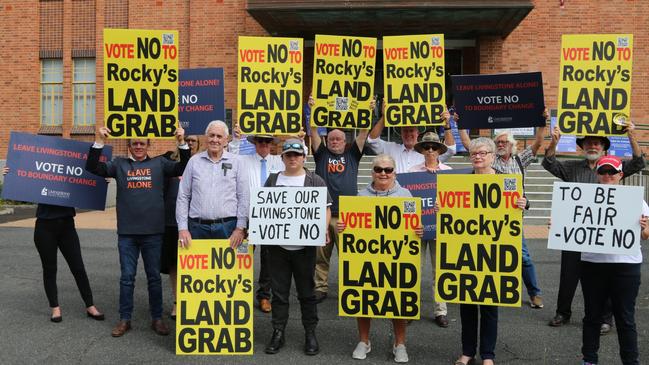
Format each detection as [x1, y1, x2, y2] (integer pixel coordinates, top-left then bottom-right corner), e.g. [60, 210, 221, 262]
[608, 136, 632, 157]
[550, 109, 576, 153]
[179, 68, 225, 136]
[3, 132, 112, 210]
[448, 116, 466, 153]
[452, 72, 545, 129]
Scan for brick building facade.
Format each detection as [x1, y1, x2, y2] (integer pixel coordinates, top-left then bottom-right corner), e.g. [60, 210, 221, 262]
[0, 0, 647, 158]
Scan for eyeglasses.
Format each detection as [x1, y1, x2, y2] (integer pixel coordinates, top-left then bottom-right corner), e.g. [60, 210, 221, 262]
[373, 166, 395, 174]
[255, 138, 273, 144]
[282, 142, 304, 151]
[597, 168, 620, 176]
[469, 151, 492, 159]
[422, 144, 439, 151]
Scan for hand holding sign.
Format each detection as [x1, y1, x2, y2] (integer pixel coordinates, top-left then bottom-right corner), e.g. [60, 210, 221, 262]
[179, 229, 192, 248]
[175, 125, 185, 144]
[96, 127, 111, 144]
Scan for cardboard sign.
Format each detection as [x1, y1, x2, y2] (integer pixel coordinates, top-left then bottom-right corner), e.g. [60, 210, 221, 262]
[311, 35, 377, 130]
[383, 34, 445, 127]
[237, 36, 303, 135]
[248, 187, 327, 246]
[176, 240, 254, 355]
[179, 68, 225, 136]
[548, 182, 643, 255]
[104, 29, 179, 138]
[3, 132, 112, 210]
[557, 34, 633, 136]
[436, 174, 523, 307]
[338, 196, 421, 319]
[452, 72, 545, 129]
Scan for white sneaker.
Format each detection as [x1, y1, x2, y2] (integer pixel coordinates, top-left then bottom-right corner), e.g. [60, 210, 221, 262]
[393, 344, 409, 363]
[352, 341, 371, 360]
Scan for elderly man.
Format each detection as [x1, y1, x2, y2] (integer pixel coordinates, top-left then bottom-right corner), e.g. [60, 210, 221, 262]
[308, 96, 377, 303]
[543, 123, 645, 332]
[366, 104, 456, 173]
[459, 121, 547, 309]
[85, 126, 189, 338]
[176, 120, 249, 249]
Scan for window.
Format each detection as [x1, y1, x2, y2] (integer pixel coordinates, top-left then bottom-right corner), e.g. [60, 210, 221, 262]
[73, 58, 96, 126]
[40, 59, 63, 126]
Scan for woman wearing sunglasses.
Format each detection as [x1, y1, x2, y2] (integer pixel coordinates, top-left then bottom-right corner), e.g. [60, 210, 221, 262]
[338, 154, 423, 363]
[580, 156, 649, 365]
[409, 131, 452, 173]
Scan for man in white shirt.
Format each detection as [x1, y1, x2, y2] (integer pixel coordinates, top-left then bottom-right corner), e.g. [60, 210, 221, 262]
[366, 105, 457, 173]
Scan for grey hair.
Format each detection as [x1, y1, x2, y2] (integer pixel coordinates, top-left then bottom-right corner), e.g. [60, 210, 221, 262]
[205, 120, 229, 136]
[469, 137, 496, 154]
[371, 154, 396, 169]
[493, 130, 518, 154]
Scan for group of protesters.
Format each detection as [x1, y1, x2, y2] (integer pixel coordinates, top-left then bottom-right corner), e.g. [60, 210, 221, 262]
[8, 97, 648, 365]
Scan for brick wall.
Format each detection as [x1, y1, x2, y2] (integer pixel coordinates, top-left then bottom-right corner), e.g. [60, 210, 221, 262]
[0, 0, 647, 158]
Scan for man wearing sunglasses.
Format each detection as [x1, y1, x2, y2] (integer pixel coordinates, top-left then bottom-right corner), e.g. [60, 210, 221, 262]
[262, 139, 332, 356]
[228, 125, 307, 314]
[543, 123, 645, 333]
[85, 125, 189, 338]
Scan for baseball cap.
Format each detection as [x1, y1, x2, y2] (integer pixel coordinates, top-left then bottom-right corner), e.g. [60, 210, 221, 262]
[596, 156, 622, 172]
[281, 138, 306, 156]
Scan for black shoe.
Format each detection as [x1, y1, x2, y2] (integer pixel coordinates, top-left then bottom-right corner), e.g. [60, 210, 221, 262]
[314, 291, 327, 304]
[265, 329, 285, 354]
[304, 329, 320, 355]
[50, 316, 62, 323]
[549, 314, 570, 327]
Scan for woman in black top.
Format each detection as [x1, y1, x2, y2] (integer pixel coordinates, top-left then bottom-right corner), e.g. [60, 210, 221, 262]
[4, 167, 103, 322]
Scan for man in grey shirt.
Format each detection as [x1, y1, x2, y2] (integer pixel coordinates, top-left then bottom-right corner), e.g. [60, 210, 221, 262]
[177, 120, 249, 248]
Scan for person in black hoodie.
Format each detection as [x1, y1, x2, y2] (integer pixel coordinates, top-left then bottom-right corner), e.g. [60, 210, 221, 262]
[85, 126, 189, 338]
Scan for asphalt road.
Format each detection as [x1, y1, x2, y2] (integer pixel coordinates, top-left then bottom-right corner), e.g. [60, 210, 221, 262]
[1, 227, 648, 364]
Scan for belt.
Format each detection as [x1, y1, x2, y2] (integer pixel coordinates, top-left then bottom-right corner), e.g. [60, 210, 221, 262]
[189, 217, 236, 225]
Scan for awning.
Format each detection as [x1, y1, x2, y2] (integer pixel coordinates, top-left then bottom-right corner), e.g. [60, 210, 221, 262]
[247, 0, 534, 39]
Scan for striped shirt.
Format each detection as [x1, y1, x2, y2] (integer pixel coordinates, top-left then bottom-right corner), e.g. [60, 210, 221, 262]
[492, 146, 533, 174]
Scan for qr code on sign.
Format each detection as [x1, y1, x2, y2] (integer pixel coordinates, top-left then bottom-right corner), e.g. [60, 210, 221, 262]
[335, 97, 349, 111]
[162, 33, 174, 45]
[431, 37, 440, 46]
[403, 201, 416, 213]
[503, 178, 517, 192]
[617, 37, 629, 48]
[290, 40, 299, 51]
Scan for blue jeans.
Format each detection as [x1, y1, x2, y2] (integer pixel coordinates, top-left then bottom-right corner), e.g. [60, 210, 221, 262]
[188, 219, 236, 239]
[117, 234, 163, 321]
[521, 236, 542, 297]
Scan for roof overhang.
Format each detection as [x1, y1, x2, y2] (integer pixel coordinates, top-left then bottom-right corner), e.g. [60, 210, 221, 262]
[247, 0, 534, 40]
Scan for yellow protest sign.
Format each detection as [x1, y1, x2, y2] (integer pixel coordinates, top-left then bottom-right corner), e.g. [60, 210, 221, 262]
[435, 174, 522, 307]
[557, 34, 633, 136]
[338, 196, 421, 319]
[176, 240, 254, 355]
[237, 36, 303, 135]
[383, 34, 445, 127]
[311, 35, 376, 130]
[103, 29, 179, 138]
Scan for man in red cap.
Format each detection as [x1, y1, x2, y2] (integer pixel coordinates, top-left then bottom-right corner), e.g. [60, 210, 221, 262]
[543, 124, 645, 333]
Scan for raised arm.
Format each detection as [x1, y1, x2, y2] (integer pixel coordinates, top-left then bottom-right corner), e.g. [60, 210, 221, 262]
[85, 127, 115, 177]
[354, 97, 376, 151]
[308, 95, 323, 152]
[530, 109, 549, 155]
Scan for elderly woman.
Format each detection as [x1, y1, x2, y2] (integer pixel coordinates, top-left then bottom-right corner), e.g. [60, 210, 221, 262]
[452, 137, 526, 365]
[338, 154, 423, 363]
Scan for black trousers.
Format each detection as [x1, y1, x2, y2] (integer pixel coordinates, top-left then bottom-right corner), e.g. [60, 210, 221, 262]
[556, 251, 613, 324]
[268, 246, 318, 331]
[256, 246, 272, 301]
[581, 262, 641, 365]
[460, 304, 498, 360]
[33, 217, 94, 308]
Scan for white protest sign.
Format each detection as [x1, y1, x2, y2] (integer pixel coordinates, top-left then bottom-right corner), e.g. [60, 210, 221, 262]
[548, 182, 643, 255]
[249, 187, 327, 246]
